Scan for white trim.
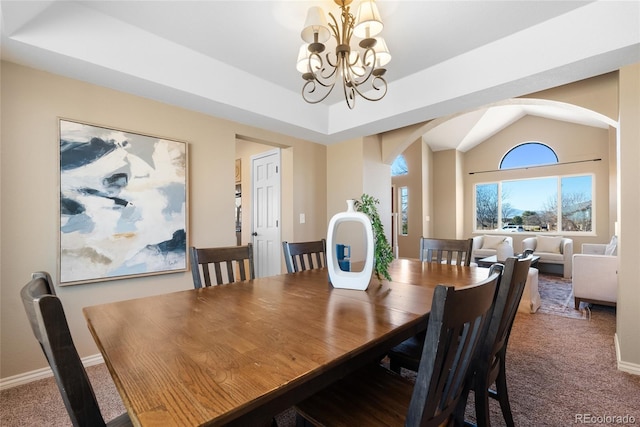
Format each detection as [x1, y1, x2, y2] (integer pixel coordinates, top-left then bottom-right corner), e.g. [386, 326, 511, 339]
[615, 333, 640, 376]
[0, 353, 104, 391]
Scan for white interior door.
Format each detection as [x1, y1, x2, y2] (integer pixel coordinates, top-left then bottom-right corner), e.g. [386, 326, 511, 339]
[251, 149, 281, 277]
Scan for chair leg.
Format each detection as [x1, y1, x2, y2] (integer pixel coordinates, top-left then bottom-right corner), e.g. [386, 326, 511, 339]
[494, 359, 515, 427]
[389, 358, 402, 374]
[453, 386, 471, 427]
[295, 413, 314, 427]
[474, 383, 491, 427]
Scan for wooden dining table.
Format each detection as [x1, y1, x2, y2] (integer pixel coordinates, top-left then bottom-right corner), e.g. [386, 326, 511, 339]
[83, 258, 489, 426]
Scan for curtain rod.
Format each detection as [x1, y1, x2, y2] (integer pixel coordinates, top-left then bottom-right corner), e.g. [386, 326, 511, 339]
[469, 158, 602, 175]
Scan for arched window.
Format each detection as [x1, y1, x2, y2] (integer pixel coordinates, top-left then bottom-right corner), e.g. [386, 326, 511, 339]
[475, 141, 593, 233]
[500, 142, 558, 169]
[391, 155, 408, 176]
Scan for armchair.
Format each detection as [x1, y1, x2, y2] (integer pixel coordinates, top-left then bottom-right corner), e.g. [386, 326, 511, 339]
[471, 235, 514, 261]
[572, 237, 617, 308]
[521, 236, 573, 278]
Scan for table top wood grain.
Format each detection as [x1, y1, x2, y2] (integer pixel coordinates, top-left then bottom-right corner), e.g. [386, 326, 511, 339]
[83, 258, 488, 426]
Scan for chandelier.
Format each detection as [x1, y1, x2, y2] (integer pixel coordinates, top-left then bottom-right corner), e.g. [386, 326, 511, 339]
[297, 0, 391, 109]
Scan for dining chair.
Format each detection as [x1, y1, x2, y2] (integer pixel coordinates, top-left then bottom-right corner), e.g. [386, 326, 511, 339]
[388, 256, 532, 427]
[420, 237, 473, 266]
[294, 270, 501, 427]
[282, 239, 327, 273]
[465, 255, 532, 427]
[388, 263, 504, 374]
[190, 243, 255, 288]
[20, 271, 132, 427]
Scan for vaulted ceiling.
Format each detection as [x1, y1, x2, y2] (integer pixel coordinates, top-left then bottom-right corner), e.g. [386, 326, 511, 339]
[2, 1, 639, 150]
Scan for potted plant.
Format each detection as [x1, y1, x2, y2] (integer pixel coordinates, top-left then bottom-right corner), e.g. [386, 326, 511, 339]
[355, 194, 394, 282]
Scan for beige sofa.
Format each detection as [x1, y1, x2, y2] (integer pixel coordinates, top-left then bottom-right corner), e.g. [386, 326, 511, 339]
[471, 235, 514, 262]
[572, 237, 617, 308]
[521, 236, 573, 278]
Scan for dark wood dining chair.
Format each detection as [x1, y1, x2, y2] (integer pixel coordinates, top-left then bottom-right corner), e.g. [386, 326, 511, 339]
[282, 239, 327, 273]
[420, 237, 473, 266]
[465, 255, 533, 427]
[294, 270, 501, 427]
[190, 243, 255, 288]
[388, 262, 505, 375]
[388, 256, 532, 427]
[20, 271, 132, 427]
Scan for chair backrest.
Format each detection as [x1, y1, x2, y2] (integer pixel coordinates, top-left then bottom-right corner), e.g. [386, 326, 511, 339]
[406, 270, 500, 426]
[190, 244, 255, 288]
[21, 272, 107, 427]
[474, 255, 533, 378]
[282, 239, 327, 273]
[420, 237, 473, 266]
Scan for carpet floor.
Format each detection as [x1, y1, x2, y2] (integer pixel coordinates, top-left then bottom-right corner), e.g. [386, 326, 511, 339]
[2, 275, 639, 426]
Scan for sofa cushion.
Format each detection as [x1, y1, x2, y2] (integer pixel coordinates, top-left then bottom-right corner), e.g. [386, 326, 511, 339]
[481, 235, 506, 249]
[536, 236, 563, 254]
[536, 252, 565, 264]
[473, 248, 496, 258]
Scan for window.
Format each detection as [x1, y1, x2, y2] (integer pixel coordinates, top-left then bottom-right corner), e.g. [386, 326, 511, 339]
[475, 175, 593, 233]
[475, 142, 592, 233]
[391, 155, 408, 176]
[400, 187, 408, 235]
[500, 142, 558, 169]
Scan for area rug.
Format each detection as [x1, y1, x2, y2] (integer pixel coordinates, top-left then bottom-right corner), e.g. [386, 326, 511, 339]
[537, 273, 589, 320]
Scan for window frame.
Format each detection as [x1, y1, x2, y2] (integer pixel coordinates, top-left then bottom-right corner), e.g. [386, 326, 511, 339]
[473, 173, 595, 236]
[399, 186, 409, 236]
[500, 141, 558, 169]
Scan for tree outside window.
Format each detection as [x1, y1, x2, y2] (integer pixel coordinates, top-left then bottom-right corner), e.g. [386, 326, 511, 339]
[475, 175, 593, 232]
[400, 186, 408, 235]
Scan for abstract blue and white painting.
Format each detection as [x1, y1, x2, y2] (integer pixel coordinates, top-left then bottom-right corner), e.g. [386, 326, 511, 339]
[59, 119, 187, 284]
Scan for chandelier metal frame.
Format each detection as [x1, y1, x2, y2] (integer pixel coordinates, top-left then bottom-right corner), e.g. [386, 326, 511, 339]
[299, 0, 389, 109]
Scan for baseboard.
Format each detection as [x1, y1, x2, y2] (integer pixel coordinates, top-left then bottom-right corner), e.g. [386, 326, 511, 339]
[614, 333, 640, 375]
[0, 353, 104, 391]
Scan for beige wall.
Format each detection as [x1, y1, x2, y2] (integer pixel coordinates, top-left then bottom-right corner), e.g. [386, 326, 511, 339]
[432, 150, 462, 238]
[464, 115, 612, 252]
[391, 139, 424, 258]
[0, 61, 326, 378]
[617, 63, 640, 369]
[523, 72, 619, 120]
[326, 137, 391, 264]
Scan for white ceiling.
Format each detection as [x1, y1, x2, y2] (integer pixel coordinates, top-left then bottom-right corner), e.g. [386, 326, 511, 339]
[1, 1, 639, 150]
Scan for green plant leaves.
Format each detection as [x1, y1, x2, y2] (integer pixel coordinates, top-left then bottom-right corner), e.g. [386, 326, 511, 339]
[355, 194, 393, 282]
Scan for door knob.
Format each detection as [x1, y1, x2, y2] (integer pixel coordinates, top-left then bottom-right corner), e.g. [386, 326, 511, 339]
[252, 232, 258, 236]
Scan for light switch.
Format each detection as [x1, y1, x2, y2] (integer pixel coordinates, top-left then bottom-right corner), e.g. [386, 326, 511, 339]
[300, 213, 306, 224]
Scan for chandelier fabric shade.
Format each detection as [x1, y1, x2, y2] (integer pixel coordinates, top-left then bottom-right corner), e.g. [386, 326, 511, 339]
[365, 36, 391, 67]
[354, 0, 383, 39]
[296, 44, 322, 74]
[297, 0, 391, 109]
[301, 7, 331, 44]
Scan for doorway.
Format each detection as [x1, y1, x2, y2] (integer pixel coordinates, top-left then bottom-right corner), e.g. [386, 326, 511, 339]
[251, 149, 281, 277]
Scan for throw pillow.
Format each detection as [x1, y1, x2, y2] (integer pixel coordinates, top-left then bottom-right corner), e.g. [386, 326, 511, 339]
[536, 236, 563, 253]
[605, 235, 617, 256]
[481, 235, 506, 249]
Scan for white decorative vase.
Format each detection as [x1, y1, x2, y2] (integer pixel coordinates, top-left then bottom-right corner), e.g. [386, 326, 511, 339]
[326, 200, 374, 290]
